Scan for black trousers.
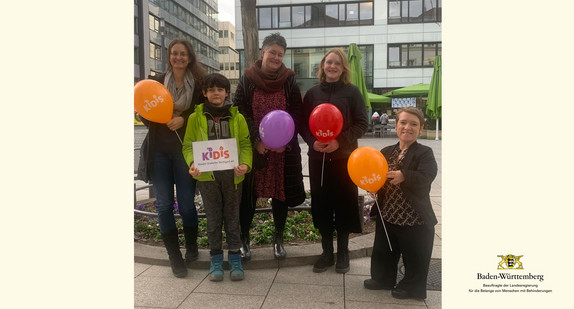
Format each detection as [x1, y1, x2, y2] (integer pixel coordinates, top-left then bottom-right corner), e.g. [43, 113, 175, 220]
[370, 218, 434, 299]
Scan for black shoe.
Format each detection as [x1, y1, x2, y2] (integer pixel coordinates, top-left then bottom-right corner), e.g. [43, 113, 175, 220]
[363, 279, 394, 290]
[240, 233, 251, 261]
[161, 229, 188, 278]
[335, 251, 350, 273]
[313, 252, 335, 273]
[183, 226, 199, 267]
[273, 232, 286, 259]
[391, 288, 425, 300]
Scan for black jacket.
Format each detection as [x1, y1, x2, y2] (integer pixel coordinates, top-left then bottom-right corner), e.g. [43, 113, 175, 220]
[301, 80, 369, 161]
[378, 141, 438, 228]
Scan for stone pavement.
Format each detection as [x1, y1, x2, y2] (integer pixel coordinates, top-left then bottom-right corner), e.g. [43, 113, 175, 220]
[134, 128, 442, 308]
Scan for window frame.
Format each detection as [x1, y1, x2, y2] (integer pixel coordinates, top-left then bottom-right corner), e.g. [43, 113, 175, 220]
[387, 41, 441, 68]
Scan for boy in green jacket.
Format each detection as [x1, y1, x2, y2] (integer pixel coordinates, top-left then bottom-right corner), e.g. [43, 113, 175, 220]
[182, 73, 252, 281]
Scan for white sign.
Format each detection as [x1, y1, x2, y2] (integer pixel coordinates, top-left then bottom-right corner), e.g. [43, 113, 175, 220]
[391, 97, 416, 108]
[192, 138, 238, 172]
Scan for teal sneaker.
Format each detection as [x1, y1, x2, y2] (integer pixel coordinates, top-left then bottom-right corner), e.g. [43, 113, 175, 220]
[209, 254, 224, 281]
[228, 253, 244, 281]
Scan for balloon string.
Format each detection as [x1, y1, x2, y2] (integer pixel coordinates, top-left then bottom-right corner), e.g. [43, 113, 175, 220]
[374, 197, 393, 252]
[175, 131, 183, 145]
[320, 152, 325, 187]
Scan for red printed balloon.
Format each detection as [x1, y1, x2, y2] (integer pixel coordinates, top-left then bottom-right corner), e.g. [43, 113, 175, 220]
[309, 103, 343, 142]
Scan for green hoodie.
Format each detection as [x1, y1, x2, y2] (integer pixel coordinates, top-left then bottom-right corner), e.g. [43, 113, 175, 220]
[182, 103, 252, 184]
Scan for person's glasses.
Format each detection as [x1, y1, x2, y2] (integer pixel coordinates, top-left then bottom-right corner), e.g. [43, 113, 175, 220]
[170, 52, 188, 57]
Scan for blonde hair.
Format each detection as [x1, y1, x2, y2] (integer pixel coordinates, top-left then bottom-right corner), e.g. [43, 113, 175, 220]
[317, 48, 351, 84]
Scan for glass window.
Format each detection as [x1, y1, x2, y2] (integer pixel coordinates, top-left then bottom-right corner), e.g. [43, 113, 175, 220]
[220, 63, 224, 70]
[292, 6, 305, 28]
[346, 3, 359, 25]
[279, 6, 291, 28]
[408, 43, 422, 66]
[325, 4, 338, 26]
[259, 8, 271, 29]
[389, 46, 400, 67]
[339, 4, 346, 25]
[360, 2, 373, 25]
[408, 0, 423, 22]
[310, 4, 325, 27]
[225, 63, 229, 70]
[224, 30, 228, 38]
[423, 43, 436, 66]
[272, 7, 279, 28]
[219, 30, 223, 38]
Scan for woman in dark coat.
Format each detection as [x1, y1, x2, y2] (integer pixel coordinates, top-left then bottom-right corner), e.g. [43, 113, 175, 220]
[301, 48, 369, 274]
[364, 107, 438, 300]
[234, 33, 306, 260]
[137, 38, 204, 278]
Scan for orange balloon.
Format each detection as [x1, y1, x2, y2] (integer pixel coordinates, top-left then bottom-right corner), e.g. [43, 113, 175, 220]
[347, 146, 388, 192]
[134, 80, 174, 124]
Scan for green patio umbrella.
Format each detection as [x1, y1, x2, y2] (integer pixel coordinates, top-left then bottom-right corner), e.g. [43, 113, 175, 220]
[382, 83, 430, 98]
[426, 55, 441, 140]
[368, 92, 391, 104]
[348, 43, 371, 111]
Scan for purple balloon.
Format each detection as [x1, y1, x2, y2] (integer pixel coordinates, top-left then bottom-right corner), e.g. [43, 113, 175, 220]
[259, 110, 295, 149]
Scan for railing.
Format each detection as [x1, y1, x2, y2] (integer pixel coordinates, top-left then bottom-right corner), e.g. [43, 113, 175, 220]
[134, 148, 375, 219]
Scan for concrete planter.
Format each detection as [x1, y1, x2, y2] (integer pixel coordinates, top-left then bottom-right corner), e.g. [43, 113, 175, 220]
[423, 130, 442, 140]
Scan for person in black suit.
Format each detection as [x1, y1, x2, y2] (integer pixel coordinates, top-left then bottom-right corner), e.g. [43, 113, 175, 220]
[364, 107, 438, 300]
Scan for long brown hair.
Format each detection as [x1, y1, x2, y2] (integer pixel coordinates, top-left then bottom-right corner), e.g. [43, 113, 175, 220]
[166, 38, 205, 82]
[317, 48, 351, 85]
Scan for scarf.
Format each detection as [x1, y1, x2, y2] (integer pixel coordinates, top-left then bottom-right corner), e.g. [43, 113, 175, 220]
[244, 60, 294, 93]
[164, 70, 195, 117]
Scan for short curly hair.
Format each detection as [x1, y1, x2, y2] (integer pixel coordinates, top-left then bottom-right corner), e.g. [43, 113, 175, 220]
[261, 32, 287, 53]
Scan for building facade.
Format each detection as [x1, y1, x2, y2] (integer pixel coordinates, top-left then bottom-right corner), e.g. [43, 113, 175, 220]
[233, 0, 441, 95]
[134, 0, 220, 83]
[218, 21, 240, 96]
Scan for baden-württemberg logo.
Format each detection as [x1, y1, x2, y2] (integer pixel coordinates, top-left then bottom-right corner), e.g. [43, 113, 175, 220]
[470, 254, 552, 294]
[498, 254, 523, 269]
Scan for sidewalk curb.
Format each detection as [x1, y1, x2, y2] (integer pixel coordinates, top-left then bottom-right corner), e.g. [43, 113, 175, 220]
[135, 233, 375, 269]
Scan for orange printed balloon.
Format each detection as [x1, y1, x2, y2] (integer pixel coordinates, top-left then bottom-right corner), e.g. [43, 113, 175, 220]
[134, 79, 173, 124]
[347, 146, 388, 192]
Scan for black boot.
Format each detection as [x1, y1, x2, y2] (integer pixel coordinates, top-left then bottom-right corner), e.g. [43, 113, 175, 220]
[183, 226, 198, 267]
[240, 232, 251, 261]
[313, 231, 334, 273]
[336, 231, 350, 273]
[273, 231, 287, 259]
[161, 229, 187, 278]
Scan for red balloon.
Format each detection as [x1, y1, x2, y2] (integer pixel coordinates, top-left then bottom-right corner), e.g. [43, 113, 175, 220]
[309, 103, 343, 142]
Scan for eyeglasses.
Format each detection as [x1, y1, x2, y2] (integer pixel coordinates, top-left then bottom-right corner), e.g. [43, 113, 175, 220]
[170, 52, 188, 57]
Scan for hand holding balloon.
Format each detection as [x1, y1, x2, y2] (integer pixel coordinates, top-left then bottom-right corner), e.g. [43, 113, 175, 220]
[386, 170, 405, 185]
[166, 116, 184, 131]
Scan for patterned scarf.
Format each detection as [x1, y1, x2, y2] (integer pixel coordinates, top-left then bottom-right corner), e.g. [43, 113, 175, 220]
[163, 70, 195, 117]
[244, 60, 294, 93]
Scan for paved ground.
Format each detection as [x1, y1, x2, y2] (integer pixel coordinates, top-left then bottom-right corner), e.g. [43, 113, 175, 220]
[134, 126, 442, 308]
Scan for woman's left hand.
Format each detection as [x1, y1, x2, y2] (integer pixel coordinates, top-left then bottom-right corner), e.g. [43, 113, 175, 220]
[166, 116, 184, 131]
[322, 139, 340, 153]
[386, 170, 405, 185]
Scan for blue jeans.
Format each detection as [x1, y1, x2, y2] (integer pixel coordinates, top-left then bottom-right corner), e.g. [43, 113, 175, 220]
[151, 151, 198, 234]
